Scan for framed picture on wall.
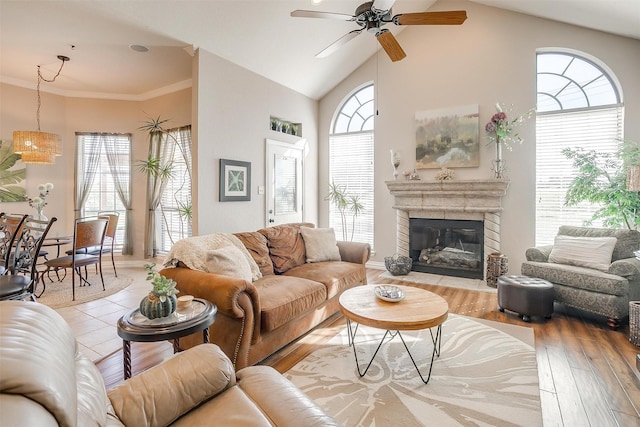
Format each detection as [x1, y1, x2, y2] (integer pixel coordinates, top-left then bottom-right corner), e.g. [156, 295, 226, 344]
[219, 159, 251, 202]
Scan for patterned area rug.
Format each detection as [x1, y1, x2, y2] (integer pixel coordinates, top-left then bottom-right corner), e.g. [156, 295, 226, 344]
[285, 315, 541, 427]
[36, 272, 133, 309]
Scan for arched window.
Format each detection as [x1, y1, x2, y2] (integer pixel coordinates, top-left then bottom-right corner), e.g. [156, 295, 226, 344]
[329, 83, 375, 247]
[536, 51, 623, 244]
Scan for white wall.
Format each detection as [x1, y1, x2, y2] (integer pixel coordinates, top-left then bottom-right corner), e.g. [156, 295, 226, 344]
[192, 49, 318, 235]
[318, 0, 640, 272]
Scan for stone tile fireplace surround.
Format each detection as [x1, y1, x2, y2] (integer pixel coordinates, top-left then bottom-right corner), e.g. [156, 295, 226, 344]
[386, 180, 510, 280]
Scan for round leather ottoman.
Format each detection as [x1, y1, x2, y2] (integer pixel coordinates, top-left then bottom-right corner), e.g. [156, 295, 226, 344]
[497, 275, 554, 322]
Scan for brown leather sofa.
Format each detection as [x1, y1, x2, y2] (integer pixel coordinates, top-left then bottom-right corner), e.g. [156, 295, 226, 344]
[0, 301, 339, 427]
[161, 223, 370, 370]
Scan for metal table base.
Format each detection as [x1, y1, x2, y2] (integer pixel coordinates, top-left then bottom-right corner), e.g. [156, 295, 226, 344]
[346, 318, 442, 384]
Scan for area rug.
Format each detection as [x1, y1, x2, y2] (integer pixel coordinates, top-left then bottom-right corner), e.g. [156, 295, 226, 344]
[285, 315, 541, 427]
[36, 272, 133, 309]
[379, 271, 497, 293]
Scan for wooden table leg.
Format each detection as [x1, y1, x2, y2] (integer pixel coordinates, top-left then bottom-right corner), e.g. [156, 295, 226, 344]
[123, 340, 131, 380]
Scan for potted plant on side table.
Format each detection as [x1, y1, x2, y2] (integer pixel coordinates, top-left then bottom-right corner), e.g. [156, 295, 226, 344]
[139, 263, 179, 319]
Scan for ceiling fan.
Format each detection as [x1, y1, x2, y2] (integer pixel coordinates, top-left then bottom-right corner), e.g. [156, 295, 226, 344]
[291, 0, 467, 62]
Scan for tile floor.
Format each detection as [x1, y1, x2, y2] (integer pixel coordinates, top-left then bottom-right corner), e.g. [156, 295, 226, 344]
[52, 260, 154, 362]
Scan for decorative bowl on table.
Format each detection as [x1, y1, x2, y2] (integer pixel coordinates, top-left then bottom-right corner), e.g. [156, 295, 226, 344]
[374, 285, 405, 302]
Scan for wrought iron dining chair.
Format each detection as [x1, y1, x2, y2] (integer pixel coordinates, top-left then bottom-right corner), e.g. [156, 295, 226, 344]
[0, 213, 28, 275]
[41, 217, 108, 301]
[0, 216, 57, 301]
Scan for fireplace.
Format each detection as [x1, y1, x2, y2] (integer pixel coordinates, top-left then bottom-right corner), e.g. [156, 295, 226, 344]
[410, 218, 484, 279]
[385, 180, 510, 280]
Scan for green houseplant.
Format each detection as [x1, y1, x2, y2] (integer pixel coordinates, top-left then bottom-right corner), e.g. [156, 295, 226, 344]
[326, 181, 365, 241]
[137, 116, 193, 253]
[139, 263, 179, 319]
[563, 140, 640, 230]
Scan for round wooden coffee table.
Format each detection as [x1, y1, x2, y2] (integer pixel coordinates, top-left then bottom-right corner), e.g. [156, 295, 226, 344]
[117, 298, 216, 379]
[339, 284, 448, 384]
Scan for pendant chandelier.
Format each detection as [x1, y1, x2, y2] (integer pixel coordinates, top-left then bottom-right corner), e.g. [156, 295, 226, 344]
[12, 55, 69, 164]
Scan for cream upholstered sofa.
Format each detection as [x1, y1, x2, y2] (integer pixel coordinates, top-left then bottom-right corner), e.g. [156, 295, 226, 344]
[521, 226, 640, 329]
[0, 301, 339, 427]
[161, 222, 370, 370]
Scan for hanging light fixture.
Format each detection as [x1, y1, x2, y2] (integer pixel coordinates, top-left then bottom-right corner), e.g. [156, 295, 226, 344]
[13, 55, 69, 164]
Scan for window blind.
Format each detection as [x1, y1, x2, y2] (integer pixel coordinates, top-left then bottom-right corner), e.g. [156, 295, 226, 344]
[329, 131, 375, 247]
[535, 106, 623, 245]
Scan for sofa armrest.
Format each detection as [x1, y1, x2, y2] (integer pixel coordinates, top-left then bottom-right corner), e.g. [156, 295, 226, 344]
[160, 267, 260, 320]
[337, 241, 371, 264]
[108, 344, 235, 427]
[608, 257, 640, 277]
[525, 245, 553, 262]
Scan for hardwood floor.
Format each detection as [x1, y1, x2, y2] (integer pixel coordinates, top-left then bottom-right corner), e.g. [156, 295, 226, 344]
[97, 269, 640, 426]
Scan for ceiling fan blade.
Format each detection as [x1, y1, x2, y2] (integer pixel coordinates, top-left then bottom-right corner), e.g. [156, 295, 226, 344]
[394, 10, 467, 26]
[316, 29, 363, 58]
[372, 0, 396, 12]
[376, 29, 406, 62]
[291, 10, 354, 21]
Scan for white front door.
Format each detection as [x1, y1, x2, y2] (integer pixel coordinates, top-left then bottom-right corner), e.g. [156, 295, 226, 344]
[266, 139, 304, 226]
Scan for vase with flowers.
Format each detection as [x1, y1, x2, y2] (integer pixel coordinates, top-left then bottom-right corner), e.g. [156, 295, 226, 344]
[26, 182, 54, 220]
[485, 103, 534, 179]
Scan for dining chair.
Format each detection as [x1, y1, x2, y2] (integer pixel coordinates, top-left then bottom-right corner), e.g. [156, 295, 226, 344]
[65, 211, 119, 277]
[41, 217, 108, 301]
[0, 216, 57, 301]
[0, 213, 28, 275]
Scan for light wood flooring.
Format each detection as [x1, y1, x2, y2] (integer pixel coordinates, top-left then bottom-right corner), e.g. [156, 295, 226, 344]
[96, 269, 640, 426]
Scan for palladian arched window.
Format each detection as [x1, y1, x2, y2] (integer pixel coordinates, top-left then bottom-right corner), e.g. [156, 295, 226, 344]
[329, 83, 375, 247]
[535, 50, 623, 244]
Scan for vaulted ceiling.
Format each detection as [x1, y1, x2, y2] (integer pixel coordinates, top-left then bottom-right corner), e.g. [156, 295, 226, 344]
[1, 0, 638, 101]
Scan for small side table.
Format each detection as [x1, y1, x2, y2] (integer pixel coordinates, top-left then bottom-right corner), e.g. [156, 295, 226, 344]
[117, 298, 216, 379]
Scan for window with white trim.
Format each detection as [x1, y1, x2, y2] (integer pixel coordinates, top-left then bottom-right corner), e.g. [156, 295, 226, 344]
[77, 133, 130, 250]
[158, 126, 192, 253]
[329, 84, 375, 247]
[536, 51, 623, 245]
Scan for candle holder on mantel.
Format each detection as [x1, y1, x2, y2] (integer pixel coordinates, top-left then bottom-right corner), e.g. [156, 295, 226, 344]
[390, 150, 400, 180]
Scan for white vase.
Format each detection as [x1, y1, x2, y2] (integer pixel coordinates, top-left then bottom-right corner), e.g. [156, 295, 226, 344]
[493, 140, 505, 179]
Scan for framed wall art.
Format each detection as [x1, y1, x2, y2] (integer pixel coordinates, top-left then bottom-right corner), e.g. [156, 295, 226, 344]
[415, 104, 479, 169]
[219, 159, 251, 202]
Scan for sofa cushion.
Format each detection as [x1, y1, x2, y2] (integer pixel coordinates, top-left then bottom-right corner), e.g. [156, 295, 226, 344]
[284, 261, 366, 299]
[558, 226, 640, 261]
[258, 223, 314, 274]
[299, 226, 341, 263]
[521, 261, 629, 296]
[549, 235, 617, 272]
[254, 275, 327, 332]
[235, 231, 274, 276]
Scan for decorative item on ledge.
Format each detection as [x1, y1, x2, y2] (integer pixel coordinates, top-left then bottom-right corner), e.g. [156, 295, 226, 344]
[270, 116, 301, 137]
[384, 254, 412, 276]
[485, 102, 534, 179]
[435, 167, 454, 181]
[390, 150, 400, 180]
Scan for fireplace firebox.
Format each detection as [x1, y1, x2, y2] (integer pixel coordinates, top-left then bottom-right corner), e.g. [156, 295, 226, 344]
[409, 218, 484, 279]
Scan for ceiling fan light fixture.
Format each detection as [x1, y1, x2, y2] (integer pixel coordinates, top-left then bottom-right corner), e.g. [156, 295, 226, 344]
[12, 55, 68, 165]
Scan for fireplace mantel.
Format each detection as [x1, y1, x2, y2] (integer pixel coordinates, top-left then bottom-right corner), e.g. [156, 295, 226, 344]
[385, 179, 510, 215]
[385, 179, 510, 278]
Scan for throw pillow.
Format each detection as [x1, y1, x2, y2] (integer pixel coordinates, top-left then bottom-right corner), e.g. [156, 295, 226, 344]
[205, 244, 254, 282]
[258, 223, 314, 274]
[549, 235, 617, 272]
[234, 231, 275, 276]
[300, 226, 341, 263]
